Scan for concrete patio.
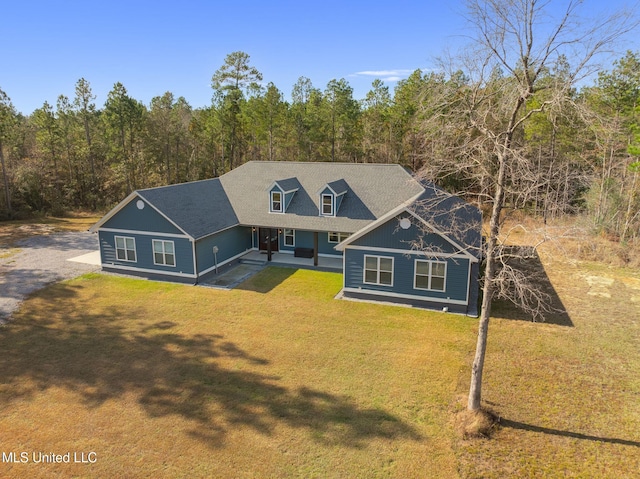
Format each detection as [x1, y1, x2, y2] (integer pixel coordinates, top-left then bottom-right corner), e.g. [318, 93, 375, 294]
[240, 250, 343, 271]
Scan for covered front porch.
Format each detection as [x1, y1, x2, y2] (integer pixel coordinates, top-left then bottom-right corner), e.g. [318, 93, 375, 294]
[241, 249, 343, 271]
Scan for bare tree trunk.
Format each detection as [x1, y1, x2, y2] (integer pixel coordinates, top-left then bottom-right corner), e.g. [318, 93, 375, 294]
[0, 140, 12, 215]
[468, 153, 506, 411]
[621, 169, 638, 242]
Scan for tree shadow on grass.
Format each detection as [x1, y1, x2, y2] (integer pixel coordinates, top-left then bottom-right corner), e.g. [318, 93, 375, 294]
[490, 246, 573, 327]
[500, 418, 640, 447]
[0, 281, 421, 449]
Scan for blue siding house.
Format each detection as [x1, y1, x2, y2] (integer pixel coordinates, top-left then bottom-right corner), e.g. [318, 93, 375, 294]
[91, 161, 482, 316]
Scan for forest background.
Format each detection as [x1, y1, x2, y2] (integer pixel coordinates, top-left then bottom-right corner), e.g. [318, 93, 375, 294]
[0, 48, 639, 252]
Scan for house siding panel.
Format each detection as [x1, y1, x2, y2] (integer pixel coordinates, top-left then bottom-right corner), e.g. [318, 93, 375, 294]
[99, 230, 194, 275]
[284, 191, 296, 211]
[351, 213, 456, 253]
[195, 226, 253, 274]
[344, 249, 469, 302]
[280, 229, 310, 252]
[319, 232, 341, 256]
[278, 230, 342, 256]
[102, 198, 183, 235]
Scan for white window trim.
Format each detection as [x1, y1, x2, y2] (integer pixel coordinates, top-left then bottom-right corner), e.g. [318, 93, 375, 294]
[414, 259, 447, 292]
[270, 190, 283, 213]
[283, 229, 295, 247]
[328, 232, 349, 243]
[114, 235, 137, 263]
[152, 239, 176, 267]
[363, 254, 394, 287]
[321, 194, 334, 216]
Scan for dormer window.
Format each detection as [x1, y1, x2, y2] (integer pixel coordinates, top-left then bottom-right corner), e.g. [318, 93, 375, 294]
[318, 179, 348, 217]
[268, 178, 300, 214]
[321, 194, 334, 216]
[271, 191, 282, 213]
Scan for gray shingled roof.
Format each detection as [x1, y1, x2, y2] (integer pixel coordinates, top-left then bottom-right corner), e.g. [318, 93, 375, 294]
[325, 179, 349, 195]
[93, 161, 482, 253]
[137, 178, 238, 239]
[219, 161, 424, 233]
[274, 177, 301, 192]
[409, 181, 483, 259]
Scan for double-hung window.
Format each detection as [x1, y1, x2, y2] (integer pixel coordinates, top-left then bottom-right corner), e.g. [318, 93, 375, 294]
[271, 191, 283, 213]
[321, 194, 334, 216]
[153, 240, 175, 267]
[283, 229, 295, 247]
[363, 255, 394, 286]
[115, 236, 136, 262]
[414, 260, 446, 291]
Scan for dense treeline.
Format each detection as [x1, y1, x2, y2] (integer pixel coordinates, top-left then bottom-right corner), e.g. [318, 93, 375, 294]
[0, 50, 638, 242]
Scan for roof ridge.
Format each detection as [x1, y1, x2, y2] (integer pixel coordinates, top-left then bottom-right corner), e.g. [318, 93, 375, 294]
[241, 160, 406, 167]
[138, 176, 220, 192]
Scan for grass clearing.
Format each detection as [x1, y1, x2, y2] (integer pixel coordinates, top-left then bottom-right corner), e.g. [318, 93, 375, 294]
[1, 234, 639, 477]
[0, 269, 472, 478]
[454, 231, 640, 477]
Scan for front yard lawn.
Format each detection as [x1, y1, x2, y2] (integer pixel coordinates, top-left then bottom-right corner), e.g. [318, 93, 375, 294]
[2, 260, 639, 478]
[0, 268, 471, 478]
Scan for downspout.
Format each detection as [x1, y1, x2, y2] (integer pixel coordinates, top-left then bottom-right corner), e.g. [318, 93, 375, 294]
[192, 238, 199, 285]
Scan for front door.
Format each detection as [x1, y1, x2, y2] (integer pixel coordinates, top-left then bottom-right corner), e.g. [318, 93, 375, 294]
[258, 228, 279, 252]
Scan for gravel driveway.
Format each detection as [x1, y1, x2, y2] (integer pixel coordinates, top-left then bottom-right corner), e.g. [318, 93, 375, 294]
[0, 232, 100, 322]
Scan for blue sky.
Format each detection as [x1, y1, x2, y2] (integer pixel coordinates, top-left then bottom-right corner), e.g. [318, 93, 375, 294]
[2, 0, 638, 114]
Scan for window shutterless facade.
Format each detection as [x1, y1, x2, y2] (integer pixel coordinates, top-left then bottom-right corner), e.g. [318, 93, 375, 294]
[321, 194, 334, 216]
[283, 228, 295, 247]
[414, 259, 446, 291]
[363, 255, 394, 286]
[153, 239, 175, 266]
[328, 232, 350, 243]
[114, 236, 136, 262]
[271, 191, 283, 213]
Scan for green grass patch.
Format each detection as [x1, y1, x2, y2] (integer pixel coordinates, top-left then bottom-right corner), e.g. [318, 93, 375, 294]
[0, 268, 471, 478]
[2, 258, 639, 477]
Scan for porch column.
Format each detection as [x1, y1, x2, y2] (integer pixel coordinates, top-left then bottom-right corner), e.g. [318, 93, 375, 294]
[313, 232, 318, 267]
[267, 230, 272, 262]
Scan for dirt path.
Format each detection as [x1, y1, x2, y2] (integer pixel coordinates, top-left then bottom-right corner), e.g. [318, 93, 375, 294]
[0, 232, 99, 323]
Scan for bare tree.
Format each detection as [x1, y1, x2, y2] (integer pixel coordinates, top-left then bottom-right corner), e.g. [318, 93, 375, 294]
[416, 0, 637, 412]
[0, 88, 17, 216]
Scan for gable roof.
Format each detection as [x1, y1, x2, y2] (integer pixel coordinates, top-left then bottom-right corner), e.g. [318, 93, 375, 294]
[324, 179, 349, 196]
[411, 181, 482, 259]
[271, 177, 301, 193]
[336, 180, 482, 261]
[219, 161, 424, 233]
[91, 178, 239, 240]
[92, 162, 480, 246]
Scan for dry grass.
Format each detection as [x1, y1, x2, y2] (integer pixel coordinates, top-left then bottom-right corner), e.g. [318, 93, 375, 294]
[454, 219, 640, 478]
[0, 269, 473, 478]
[454, 409, 498, 439]
[2, 215, 640, 477]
